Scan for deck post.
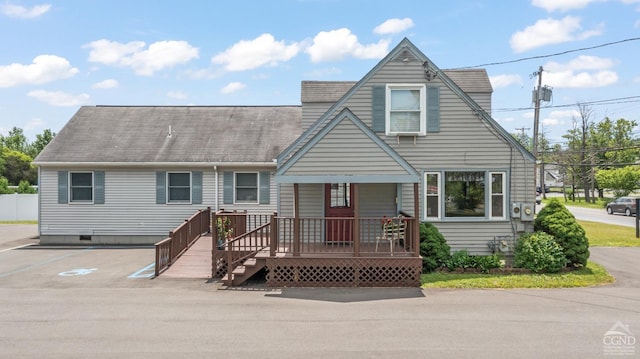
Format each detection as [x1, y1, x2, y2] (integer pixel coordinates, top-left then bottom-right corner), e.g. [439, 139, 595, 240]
[414, 182, 420, 257]
[293, 184, 300, 257]
[353, 183, 360, 257]
[270, 212, 277, 256]
[211, 212, 219, 278]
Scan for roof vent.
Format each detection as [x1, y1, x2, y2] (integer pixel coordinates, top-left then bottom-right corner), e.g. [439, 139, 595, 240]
[167, 125, 172, 139]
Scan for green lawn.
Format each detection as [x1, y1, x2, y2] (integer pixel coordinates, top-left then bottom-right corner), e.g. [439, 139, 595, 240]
[420, 219, 633, 289]
[421, 261, 614, 288]
[0, 220, 37, 225]
[580, 220, 640, 247]
[542, 197, 609, 210]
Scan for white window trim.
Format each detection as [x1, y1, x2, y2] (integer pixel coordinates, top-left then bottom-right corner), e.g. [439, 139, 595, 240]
[423, 170, 508, 221]
[234, 172, 259, 204]
[385, 84, 426, 136]
[69, 171, 94, 204]
[424, 172, 441, 220]
[167, 171, 192, 204]
[489, 172, 506, 219]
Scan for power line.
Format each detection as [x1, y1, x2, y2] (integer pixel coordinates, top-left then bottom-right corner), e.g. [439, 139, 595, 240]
[455, 37, 640, 69]
[494, 95, 640, 113]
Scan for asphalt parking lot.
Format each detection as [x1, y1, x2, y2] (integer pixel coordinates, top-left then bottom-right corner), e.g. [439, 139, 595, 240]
[1, 224, 639, 358]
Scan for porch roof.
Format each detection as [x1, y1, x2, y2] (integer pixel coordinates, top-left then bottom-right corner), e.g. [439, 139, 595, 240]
[275, 108, 420, 184]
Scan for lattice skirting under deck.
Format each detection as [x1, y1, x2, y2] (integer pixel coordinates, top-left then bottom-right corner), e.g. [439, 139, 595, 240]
[266, 257, 422, 287]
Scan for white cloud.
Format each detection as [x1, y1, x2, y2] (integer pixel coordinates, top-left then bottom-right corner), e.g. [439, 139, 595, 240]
[0, 55, 78, 88]
[543, 55, 618, 88]
[306, 28, 390, 62]
[1, 3, 51, 19]
[489, 74, 523, 88]
[532, 0, 601, 12]
[211, 34, 300, 72]
[373, 18, 414, 35]
[545, 55, 614, 71]
[91, 79, 118, 89]
[510, 16, 602, 53]
[27, 90, 90, 106]
[24, 118, 44, 131]
[220, 82, 246, 94]
[84, 39, 199, 76]
[542, 117, 560, 126]
[167, 91, 187, 99]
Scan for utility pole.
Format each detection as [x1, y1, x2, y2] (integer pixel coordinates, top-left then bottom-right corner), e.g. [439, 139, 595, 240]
[532, 66, 543, 203]
[515, 127, 530, 136]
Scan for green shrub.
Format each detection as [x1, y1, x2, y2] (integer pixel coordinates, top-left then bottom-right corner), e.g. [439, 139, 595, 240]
[444, 250, 503, 273]
[534, 199, 590, 267]
[475, 254, 503, 273]
[17, 180, 36, 194]
[514, 232, 567, 273]
[419, 222, 451, 272]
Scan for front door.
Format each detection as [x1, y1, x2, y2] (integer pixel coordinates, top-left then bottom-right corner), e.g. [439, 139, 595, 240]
[324, 183, 354, 243]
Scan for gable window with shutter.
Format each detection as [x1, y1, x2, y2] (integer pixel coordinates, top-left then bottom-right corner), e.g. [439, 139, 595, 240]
[386, 84, 426, 136]
[372, 84, 440, 135]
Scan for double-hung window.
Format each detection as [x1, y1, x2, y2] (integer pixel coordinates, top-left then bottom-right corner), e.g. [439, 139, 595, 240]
[424, 171, 506, 220]
[235, 172, 258, 203]
[386, 84, 426, 136]
[70, 172, 93, 203]
[167, 172, 191, 203]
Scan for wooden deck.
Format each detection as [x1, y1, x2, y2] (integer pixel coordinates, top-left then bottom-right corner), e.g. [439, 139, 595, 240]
[159, 234, 213, 279]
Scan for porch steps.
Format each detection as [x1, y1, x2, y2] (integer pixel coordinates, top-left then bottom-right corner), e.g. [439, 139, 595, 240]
[222, 250, 268, 286]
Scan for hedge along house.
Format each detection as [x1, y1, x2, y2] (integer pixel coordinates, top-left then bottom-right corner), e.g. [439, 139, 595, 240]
[34, 106, 301, 244]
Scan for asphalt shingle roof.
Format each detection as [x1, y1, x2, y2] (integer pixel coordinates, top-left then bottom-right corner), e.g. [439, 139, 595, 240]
[35, 106, 301, 164]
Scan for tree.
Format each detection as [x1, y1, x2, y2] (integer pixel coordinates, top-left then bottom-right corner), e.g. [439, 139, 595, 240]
[26, 129, 56, 159]
[534, 199, 589, 267]
[595, 166, 640, 197]
[512, 131, 532, 152]
[0, 127, 29, 153]
[0, 176, 11, 194]
[0, 147, 36, 185]
[17, 180, 37, 194]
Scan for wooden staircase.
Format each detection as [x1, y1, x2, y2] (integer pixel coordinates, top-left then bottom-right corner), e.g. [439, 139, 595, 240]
[222, 250, 268, 286]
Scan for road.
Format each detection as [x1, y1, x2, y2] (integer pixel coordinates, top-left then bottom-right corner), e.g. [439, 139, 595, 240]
[565, 205, 638, 228]
[0, 224, 638, 358]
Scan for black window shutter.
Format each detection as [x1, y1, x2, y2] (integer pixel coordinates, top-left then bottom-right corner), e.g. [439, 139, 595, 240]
[371, 85, 386, 132]
[259, 171, 270, 204]
[427, 86, 440, 133]
[223, 171, 233, 204]
[156, 171, 166, 204]
[94, 171, 105, 204]
[58, 171, 68, 204]
[192, 171, 203, 204]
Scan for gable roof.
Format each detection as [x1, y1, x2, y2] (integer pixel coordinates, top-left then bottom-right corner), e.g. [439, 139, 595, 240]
[275, 108, 420, 183]
[300, 69, 491, 103]
[279, 38, 534, 164]
[35, 106, 301, 166]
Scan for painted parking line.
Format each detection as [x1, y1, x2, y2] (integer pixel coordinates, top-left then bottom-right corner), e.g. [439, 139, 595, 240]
[0, 247, 93, 278]
[0, 243, 36, 253]
[128, 262, 155, 278]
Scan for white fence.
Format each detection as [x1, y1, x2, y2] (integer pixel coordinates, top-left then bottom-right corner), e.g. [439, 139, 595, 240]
[0, 194, 38, 221]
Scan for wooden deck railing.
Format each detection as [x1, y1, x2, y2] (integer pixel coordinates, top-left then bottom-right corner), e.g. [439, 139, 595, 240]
[270, 216, 420, 257]
[212, 211, 273, 284]
[154, 207, 211, 277]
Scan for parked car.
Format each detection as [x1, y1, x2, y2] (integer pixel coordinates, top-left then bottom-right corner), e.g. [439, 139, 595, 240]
[536, 192, 541, 205]
[536, 185, 550, 193]
[606, 197, 638, 216]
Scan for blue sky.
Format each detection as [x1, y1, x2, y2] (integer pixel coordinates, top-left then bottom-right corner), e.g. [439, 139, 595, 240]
[1, 0, 639, 147]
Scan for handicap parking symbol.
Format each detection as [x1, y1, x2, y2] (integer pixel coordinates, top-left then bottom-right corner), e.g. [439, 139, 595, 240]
[58, 268, 98, 276]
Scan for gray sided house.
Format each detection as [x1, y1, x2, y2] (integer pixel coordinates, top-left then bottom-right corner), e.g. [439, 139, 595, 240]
[35, 38, 535, 257]
[276, 38, 535, 254]
[34, 106, 301, 244]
